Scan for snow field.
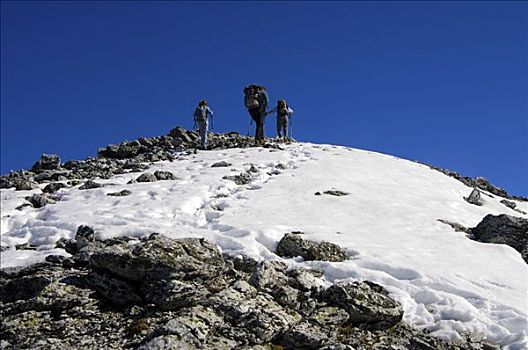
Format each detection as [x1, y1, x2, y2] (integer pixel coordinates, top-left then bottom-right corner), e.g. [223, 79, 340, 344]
[1, 143, 527, 349]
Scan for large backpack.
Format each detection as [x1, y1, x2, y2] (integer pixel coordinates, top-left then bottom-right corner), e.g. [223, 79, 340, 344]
[278, 100, 288, 117]
[244, 86, 260, 109]
[195, 107, 208, 123]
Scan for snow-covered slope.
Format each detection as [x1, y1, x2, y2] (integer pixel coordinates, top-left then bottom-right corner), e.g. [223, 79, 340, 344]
[1, 143, 527, 349]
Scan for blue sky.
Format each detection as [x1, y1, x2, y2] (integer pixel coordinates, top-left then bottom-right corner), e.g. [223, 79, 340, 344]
[1, 1, 527, 196]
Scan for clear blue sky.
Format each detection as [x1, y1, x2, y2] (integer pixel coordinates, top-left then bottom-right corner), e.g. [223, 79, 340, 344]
[1, 1, 527, 196]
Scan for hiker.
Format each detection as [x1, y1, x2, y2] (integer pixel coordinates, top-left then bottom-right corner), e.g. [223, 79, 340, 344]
[244, 85, 269, 145]
[193, 100, 213, 149]
[267, 99, 294, 141]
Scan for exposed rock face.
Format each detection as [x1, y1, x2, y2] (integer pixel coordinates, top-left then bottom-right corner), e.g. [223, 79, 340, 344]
[470, 214, 528, 263]
[31, 154, 61, 173]
[1, 127, 273, 191]
[276, 232, 348, 262]
[0, 234, 490, 350]
[425, 164, 527, 201]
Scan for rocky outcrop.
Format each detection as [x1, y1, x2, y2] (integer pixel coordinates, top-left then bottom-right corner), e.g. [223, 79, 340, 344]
[470, 214, 528, 263]
[276, 232, 348, 262]
[0, 233, 492, 350]
[1, 127, 277, 191]
[424, 164, 527, 201]
[31, 154, 61, 173]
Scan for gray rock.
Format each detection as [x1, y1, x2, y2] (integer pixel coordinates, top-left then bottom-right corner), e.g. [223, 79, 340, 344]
[89, 235, 225, 283]
[15, 179, 39, 191]
[136, 172, 158, 183]
[15, 243, 37, 251]
[501, 199, 527, 215]
[204, 281, 299, 344]
[323, 190, 349, 196]
[75, 225, 95, 250]
[86, 271, 142, 306]
[223, 172, 252, 185]
[211, 161, 232, 168]
[470, 214, 528, 263]
[464, 188, 482, 206]
[42, 182, 68, 194]
[249, 261, 288, 291]
[79, 180, 103, 190]
[31, 154, 61, 173]
[154, 170, 176, 181]
[322, 281, 403, 329]
[276, 232, 347, 262]
[277, 320, 332, 349]
[107, 189, 132, 197]
[141, 279, 210, 311]
[24, 193, 55, 208]
[437, 219, 468, 233]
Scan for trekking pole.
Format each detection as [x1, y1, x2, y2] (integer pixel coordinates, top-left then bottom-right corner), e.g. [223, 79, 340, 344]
[247, 119, 253, 136]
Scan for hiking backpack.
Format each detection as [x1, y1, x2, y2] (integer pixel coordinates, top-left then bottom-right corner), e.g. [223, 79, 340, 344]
[244, 86, 260, 109]
[195, 107, 208, 123]
[278, 100, 288, 117]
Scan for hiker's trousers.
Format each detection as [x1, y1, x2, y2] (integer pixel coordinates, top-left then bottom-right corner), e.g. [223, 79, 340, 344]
[198, 120, 208, 149]
[277, 116, 289, 138]
[249, 108, 265, 142]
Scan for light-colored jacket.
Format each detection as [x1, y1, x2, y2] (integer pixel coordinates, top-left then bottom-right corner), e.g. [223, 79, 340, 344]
[268, 106, 294, 117]
[193, 106, 213, 123]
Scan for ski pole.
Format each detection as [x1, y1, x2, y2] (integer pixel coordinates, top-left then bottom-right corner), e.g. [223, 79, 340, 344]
[247, 119, 253, 136]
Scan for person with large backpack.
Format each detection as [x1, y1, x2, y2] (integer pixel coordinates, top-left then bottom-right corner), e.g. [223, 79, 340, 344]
[193, 100, 213, 150]
[244, 85, 269, 145]
[267, 99, 294, 141]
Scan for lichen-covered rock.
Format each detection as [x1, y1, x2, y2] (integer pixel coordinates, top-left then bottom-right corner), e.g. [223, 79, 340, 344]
[0, 235, 497, 350]
[89, 235, 225, 283]
[322, 281, 403, 329]
[470, 214, 528, 263]
[276, 232, 347, 262]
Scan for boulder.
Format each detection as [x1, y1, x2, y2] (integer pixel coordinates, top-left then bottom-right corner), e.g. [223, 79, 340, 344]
[154, 170, 176, 181]
[276, 232, 347, 262]
[24, 193, 55, 208]
[470, 214, 528, 263]
[464, 188, 482, 206]
[136, 172, 158, 183]
[42, 182, 68, 194]
[322, 281, 403, 329]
